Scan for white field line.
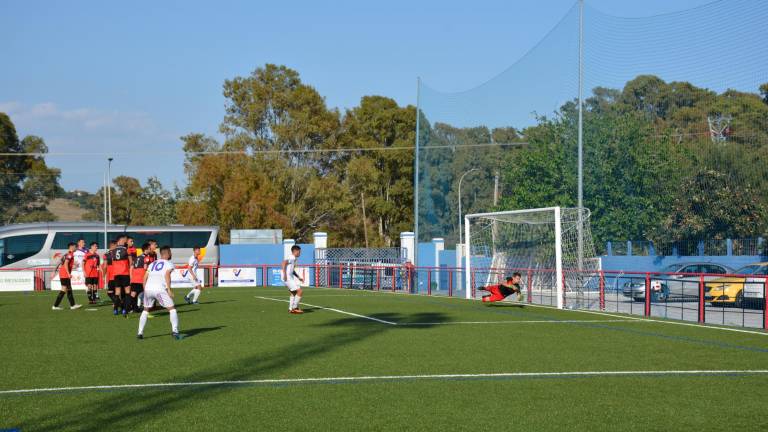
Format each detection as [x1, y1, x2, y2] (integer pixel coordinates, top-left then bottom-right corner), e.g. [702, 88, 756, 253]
[517, 302, 768, 336]
[254, 296, 397, 325]
[398, 319, 644, 326]
[3, 370, 768, 395]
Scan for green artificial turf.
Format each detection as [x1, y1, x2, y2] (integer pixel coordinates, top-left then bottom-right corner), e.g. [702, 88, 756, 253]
[1, 287, 767, 431]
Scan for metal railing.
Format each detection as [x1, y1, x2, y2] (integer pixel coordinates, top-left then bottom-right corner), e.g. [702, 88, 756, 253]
[2, 264, 766, 330]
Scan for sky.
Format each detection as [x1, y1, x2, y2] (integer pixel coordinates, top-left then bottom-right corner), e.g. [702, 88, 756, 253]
[0, 0, 718, 192]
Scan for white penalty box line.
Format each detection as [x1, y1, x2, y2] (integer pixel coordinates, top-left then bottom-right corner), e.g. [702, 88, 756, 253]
[254, 296, 643, 326]
[254, 296, 397, 325]
[3, 370, 768, 395]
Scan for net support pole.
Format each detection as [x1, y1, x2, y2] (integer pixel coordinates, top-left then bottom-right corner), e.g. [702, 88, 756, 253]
[577, 0, 585, 271]
[464, 215, 472, 300]
[413, 77, 421, 267]
[554, 207, 564, 309]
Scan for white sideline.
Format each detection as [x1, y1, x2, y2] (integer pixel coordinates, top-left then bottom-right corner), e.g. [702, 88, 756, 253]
[518, 302, 768, 336]
[254, 296, 397, 325]
[2, 370, 767, 395]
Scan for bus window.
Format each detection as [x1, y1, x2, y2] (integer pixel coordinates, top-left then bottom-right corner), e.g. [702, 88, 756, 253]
[0, 234, 47, 266]
[172, 231, 212, 248]
[52, 232, 104, 249]
[129, 232, 171, 247]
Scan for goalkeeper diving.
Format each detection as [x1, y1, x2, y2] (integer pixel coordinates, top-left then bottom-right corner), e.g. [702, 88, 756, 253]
[479, 272, 524, 303]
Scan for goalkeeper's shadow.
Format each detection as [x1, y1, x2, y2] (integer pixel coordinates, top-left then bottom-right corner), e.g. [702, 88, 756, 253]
[485, 302, 527, 309]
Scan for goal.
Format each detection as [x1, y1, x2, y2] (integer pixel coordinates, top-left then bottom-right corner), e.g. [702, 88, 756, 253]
[463, 207, 600, 309]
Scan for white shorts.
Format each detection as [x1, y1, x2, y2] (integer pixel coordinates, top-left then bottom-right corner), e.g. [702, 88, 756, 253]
[143, 289, 175, 309]
[188, 276, 204, 288]
[286, 279, 300, 292]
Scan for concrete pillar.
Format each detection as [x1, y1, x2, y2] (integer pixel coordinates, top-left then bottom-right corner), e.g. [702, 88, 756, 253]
[433, 238, 444, 291]
[313, 232, 328, 249]
[400, 232, 415, 263]
[283, 239, 296, 260]
[456, 243, 465, 291]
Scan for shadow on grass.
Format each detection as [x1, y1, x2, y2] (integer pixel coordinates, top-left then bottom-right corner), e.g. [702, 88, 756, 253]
[196, 299, 237, 305]
[486, 303, 527, 309]
[143, 326, 227, 340]
[19, 311, 450, 431]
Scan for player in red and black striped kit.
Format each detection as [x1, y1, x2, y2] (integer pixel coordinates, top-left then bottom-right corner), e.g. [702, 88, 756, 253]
[83, 242, 101, 304]
[478, 273, 524, 303]
[52, 243, 82, 310]
[111, 235, 133, 317]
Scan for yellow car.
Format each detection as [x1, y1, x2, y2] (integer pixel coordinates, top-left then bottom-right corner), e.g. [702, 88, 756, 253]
[705, 262, 768, 308]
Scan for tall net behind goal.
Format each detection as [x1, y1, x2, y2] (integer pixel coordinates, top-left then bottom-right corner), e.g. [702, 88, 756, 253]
[465, 207, 600, 309]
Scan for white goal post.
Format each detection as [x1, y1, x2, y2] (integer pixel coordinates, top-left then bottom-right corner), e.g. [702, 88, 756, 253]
[464, 206, 599, 309]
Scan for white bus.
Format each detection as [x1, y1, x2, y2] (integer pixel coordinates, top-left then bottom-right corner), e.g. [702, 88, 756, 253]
[0, 222, 219, 270]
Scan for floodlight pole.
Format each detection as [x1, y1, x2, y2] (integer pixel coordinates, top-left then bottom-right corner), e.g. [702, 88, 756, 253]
[107, 157, 113, 224]
[413, 77, 421, 266]
[577, 0, 585, 271]
[103, 172, 108, 251]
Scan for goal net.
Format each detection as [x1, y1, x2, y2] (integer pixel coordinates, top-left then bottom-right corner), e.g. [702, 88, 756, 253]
[464, 207, 600, 309]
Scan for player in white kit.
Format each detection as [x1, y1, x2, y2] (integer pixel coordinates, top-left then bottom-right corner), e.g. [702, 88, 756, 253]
[184, 247, 203, 304]
[137, 246, 181, 340]
[282, 245, 305, 314]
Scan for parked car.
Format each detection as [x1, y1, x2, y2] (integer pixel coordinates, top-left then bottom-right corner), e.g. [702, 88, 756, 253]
[705, 262, 768, 308]
[622, 262, 733, 302]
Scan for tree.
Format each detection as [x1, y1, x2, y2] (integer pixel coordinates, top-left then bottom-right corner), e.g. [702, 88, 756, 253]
[339, 96, 416, 246]
[661, 170, 767, 241]
[84, 176, 177, 225]
[178, 67, 422, 245]
[0, 114, 62, 223]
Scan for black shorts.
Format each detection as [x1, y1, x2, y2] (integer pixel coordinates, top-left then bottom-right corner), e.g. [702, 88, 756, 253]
[114, 275, 130, 288]
[85, 277, 99, 285]
[108, 280, 115, 292]
[131, 283, 143, 293]
[60, 278, 72, 289]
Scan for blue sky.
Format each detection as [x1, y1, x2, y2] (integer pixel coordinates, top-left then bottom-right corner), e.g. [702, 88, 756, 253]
[0, 0, 717, 192]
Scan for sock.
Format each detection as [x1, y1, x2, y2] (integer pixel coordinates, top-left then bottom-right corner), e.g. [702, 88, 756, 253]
[289, 294, 296, 310]
[138, 310, 149, 335]
[66, 290, 75, 306]
[186, 289, 194, 299]
[120, 292, 126, 310]
[137, 293, 143, 308]
[294, 296, 301, 310]
[113, 293, 122, 310]
[107, 292, 115, 303]
[169, 309, 179, 333]
[192, 288, 201, 302]
[124, 295, 133, 312]
[54, 291, 66, 307]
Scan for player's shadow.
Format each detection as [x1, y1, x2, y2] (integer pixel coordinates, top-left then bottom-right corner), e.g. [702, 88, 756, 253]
[183, 325, 227, 338]
[319, 311, 451, 328]
[151, 307, 199, 316]
[143, 325, 227, 339]
[20, 309, 450, 431]
[196, 299, 237, 305]
[486, 303, 527, 309]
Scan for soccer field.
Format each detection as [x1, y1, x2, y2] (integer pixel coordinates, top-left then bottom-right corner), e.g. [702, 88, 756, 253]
[1, 287, 767, 431]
